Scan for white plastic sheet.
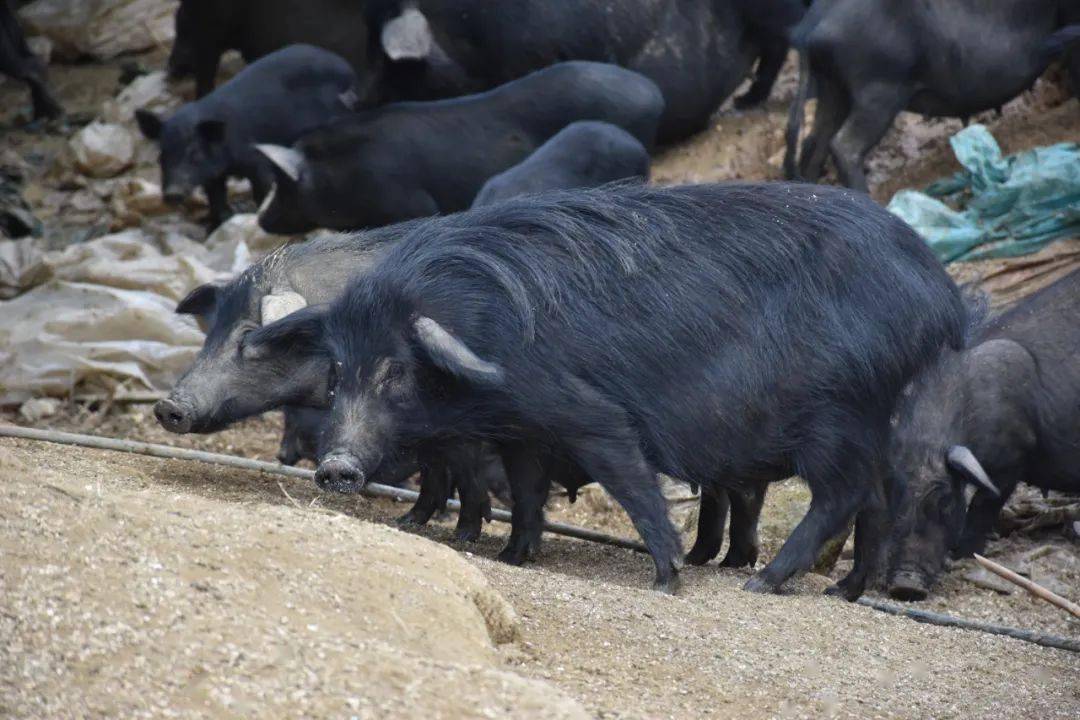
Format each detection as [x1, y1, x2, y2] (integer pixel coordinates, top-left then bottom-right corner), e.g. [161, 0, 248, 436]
[0, 216, 284, 404]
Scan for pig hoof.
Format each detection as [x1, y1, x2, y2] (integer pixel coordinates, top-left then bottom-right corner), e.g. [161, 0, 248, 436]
[396, 510, 430, 527]
[742, 574, 778, 595]
[497, 546, 528, 566]
[719, 545, 758, 569]
[826, 572, 866, 602]
[684, 541, 721, 566]
[653, 570, 681, 595]
[824, 582, 864, 602]
[497, 535, 539, 565]
[453, 525, 482, 543]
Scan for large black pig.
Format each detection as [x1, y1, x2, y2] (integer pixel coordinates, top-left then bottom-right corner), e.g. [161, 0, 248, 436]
[254, 62, 664, 234]
[886, 271, 1080, 601]
[785, 0, 1080, 191]
[246, 182, 967, 599]
[169, 0, 806, 142]
[0, 0, 61, 120]
[471, 121, 649, 208]
[136, 44, 360, 229]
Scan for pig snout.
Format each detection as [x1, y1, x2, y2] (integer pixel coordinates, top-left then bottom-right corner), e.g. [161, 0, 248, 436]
[887, 569, 930, 602]
[154, 397, 194, 434]
[314, 454, 366, 494]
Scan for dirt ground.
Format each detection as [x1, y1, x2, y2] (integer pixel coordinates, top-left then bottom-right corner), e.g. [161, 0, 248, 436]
[2, 46, 1079, 720]
[3, 431, 1079, 720]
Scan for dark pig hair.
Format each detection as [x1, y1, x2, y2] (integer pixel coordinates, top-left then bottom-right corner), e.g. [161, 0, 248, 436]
[251, 182, 967, 597]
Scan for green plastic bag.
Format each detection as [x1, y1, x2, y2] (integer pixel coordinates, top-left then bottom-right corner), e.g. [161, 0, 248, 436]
[887, 124, 1080, 263]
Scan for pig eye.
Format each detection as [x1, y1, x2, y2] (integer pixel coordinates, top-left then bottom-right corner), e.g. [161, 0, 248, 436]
[384, 361, 405, 385]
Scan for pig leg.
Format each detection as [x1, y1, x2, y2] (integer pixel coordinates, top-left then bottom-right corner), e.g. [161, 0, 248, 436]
[450, 443, 492, 542]
[497, 441, 551, 565]
[720, 484, 767, 568]
[193, 50, 222, 99]
[537, 378, 683, 591]
[826, 472, 889, 601]
[569, 436, 683, 593]
[684, 488, 729, 566]
[745, 434, 876, 595]
[204, 176, 231, 229]
[798, 73, 849, 182]
[27, 75, 62, 121]
[830, 82, 910, 192]
[397, 449, 451, 526]
[734, 36, 788, 109]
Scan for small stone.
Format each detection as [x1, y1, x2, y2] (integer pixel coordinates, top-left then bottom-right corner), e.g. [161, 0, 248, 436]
[70, 122, 135, 178]
[18, 397, 61, 422]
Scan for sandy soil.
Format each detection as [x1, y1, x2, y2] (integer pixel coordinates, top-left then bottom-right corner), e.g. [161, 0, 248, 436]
[2, 435, 1078, 720]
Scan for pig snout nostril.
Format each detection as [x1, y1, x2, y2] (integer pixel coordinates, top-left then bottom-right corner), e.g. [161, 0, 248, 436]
[314, 456, 364, 493]
[153, 399, 192, 434]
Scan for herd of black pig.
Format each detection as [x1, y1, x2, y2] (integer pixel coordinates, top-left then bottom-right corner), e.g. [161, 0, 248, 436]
[3, 0, 1079, 603]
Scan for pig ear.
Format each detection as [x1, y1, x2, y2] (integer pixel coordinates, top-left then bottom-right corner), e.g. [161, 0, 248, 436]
[135, 109, 163, 140]
[244, 305, 327, 360]
[381, 6, 433, 61]
[261, 291, 308, 326]
[176, 282, 221, 317]
[255, 144, 305, 182]
[946, 446, 999, 497]
[198, 119, 226, 144]
[412, 316, 503, 386]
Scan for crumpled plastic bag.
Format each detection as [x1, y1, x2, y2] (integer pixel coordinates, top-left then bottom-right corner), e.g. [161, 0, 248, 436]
[19, 0, 177, 61]
[888, 124, 1080, 263]
[0, 216, 282, 404]
[0, 280, 203, 403]
[41, 229, 225, 301]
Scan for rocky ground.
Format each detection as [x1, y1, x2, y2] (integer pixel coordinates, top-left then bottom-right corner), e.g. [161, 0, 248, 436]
[1, 41, 1079, 720]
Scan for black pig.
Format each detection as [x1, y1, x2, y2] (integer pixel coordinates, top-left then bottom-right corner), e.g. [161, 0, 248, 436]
[785, 0, 1080, 191]
[169, 0, 806, 142]
[255, 62, 664, 234]
[247, 182, 966, 598]
[137, 44, 360, 229]
[887, 271, 1080, 600]
[471, 121, 649, 208]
